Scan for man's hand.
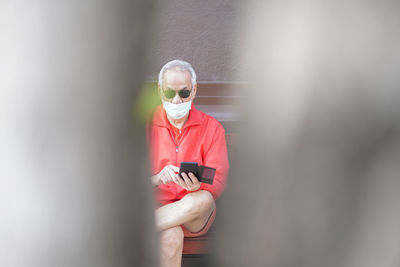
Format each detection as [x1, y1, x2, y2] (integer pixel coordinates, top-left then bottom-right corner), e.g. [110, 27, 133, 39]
[151, 165, 179, 186]
[174, 172, 201, 191]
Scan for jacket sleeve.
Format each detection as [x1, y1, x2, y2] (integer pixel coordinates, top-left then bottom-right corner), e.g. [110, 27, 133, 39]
[199, 123, 229, 200]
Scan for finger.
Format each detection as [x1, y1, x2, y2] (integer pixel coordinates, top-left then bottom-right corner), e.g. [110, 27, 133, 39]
[162, 172, 171, 184]
[174, 173, 181, 183]
[171, 173, 178, 183]
[175, 175, 188, 190]
[166, 167, 176, 182]
[172, 176, 179, 185]
[167, 165, 179, 174]
[173, 173, 180, 184]
[173, 173, 183, 185]
[188, 172, 199, 185]
[181, 172, 193, 186]
[172, 165, 179, 173]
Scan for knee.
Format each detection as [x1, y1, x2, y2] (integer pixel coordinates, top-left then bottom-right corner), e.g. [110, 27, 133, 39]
[184, 190, 215, 217]
[197, 190, 215, 208]
[160, 226, 184, 259]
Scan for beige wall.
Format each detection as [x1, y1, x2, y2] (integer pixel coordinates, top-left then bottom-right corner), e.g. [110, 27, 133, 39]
[147, 0, 242, 82]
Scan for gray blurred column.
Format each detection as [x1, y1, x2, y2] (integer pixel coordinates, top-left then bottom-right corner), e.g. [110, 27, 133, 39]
[0, 1, 157, 267]
[211, 0, 400, 267]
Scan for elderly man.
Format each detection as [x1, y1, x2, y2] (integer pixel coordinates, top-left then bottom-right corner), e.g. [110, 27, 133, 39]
[148, 59, 229, 267]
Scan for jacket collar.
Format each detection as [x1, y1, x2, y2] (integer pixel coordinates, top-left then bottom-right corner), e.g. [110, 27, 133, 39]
[152, 102, 203, 129]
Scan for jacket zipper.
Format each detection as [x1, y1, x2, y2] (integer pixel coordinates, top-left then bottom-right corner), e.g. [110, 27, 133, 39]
[167, 128, 179, 165]
[167, 127, 187, 163]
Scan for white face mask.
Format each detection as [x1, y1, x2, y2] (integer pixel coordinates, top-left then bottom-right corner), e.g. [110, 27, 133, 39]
[162, 100, 192, 119]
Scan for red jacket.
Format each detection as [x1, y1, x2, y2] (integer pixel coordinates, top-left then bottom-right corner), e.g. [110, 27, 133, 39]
[148, 104, 229, 205]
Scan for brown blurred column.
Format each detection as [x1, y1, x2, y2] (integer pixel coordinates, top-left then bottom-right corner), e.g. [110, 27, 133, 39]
[211, 1, 400, 267]
[0, 1, 157, 267]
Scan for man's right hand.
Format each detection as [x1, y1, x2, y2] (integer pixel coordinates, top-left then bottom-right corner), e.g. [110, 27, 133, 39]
[151, 165, 179, 186]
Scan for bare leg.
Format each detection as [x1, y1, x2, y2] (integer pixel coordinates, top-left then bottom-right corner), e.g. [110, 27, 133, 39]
[157, 190, 215, 267]
[160, 226, 184, 267]
[155, 190, 215, 232]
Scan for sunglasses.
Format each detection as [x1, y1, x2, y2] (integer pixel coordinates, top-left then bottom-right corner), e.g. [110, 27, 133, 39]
[162, 89, 191, 99]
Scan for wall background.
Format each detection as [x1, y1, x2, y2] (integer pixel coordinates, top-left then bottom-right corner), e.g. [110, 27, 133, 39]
[146, 0, 243, 82]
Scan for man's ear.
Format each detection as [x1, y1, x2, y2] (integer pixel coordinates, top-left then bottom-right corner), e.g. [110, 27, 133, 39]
[192, 83, 198, 98]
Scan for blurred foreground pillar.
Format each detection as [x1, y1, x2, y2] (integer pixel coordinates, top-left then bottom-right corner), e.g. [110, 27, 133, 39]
[0, 1, 157, 267]
[212, 1, 400, 267]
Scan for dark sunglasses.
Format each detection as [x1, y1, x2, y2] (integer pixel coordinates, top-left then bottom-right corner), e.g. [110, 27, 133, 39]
[163, 89, 191, 99]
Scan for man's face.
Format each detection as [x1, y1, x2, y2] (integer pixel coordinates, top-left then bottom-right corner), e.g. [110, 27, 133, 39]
[159, 69, 197, 104]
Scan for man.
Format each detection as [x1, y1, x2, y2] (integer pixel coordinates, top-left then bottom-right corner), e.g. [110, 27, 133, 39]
[148, 59, 229, 267]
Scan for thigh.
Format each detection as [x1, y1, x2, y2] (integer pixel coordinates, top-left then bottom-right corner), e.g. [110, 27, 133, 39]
[182, 196, 215, 233]
[182, 207, 216, 237]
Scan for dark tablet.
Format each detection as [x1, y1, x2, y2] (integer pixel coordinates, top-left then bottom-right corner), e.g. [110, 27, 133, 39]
[179, 162, 199, 178]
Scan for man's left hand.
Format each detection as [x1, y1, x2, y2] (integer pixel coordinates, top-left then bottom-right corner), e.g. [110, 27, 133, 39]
[174, 172, 201, 191]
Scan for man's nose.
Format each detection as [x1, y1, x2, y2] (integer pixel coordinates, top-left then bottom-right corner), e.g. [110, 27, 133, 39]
[171, 93, 182, 104]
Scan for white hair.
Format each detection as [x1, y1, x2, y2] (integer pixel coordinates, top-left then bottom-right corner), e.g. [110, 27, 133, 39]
[158, 59, 197, 87]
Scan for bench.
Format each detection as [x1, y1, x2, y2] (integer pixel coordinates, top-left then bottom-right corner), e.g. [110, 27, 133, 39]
[182, 82, 239, 256]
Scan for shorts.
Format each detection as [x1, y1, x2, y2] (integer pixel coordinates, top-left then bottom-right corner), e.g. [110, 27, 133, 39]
[181, 207, 216, 237]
